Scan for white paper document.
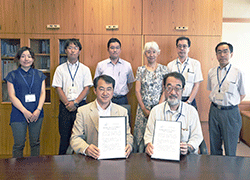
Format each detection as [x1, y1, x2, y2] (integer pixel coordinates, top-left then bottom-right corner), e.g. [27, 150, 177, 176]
[98, 116, 126, 160]
[151, 120, 181, 161]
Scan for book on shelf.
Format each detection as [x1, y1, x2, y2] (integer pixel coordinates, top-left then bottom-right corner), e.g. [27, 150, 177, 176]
[2, 60, 17, 80]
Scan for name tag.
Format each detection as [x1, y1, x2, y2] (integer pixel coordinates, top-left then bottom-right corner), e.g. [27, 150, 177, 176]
[215, 93, 224, 100]
[25, 94, 36, 103]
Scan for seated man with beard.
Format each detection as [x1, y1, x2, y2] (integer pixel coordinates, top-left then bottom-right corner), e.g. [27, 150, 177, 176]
[144, 72, 203, 155]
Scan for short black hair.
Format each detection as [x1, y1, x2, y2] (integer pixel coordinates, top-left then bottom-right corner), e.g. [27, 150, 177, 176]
[93, 75, 115, 89]
[107, 38, 121, 49]
[64, 38, 82, 51]
[215, 42, 233, 53]
[15, 46, 35, 68]
[176, 36, 191, 47]
[163, 72, 186, 88]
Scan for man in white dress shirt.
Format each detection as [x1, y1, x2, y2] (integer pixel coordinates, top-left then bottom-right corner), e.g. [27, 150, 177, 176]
[207, 42, 245, 156]
[167, 37, 203, 109]
[144, 72, 203, 156]
[52, 39, 93, 155]
[94, 38, 135, 105]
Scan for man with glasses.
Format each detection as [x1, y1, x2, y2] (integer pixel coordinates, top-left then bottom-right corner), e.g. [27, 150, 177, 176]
[52, 38, 93, 155]
[94, 38, 135, 105]
[166, 37, 203, 109]
[207, 42, 245, 156]
[144, 72, 203, 155]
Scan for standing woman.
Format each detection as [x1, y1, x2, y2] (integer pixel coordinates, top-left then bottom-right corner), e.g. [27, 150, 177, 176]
[133, 41, 168, 153]
[5, 46, 46, 158]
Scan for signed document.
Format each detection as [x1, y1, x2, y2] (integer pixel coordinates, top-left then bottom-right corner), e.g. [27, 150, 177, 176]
[151, 120, 181, 161]
[98, 116, 126, 160]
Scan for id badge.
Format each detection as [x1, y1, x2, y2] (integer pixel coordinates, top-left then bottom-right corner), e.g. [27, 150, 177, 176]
[25, 94, 36, 103]
[215, 93, 224, 100]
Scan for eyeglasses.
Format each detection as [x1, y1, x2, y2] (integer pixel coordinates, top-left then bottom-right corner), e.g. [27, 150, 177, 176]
[177, 44, 189, 49]
[165, 85, 183, 93]
[67, 46, 79, 50]
[216, 49, 230, 55]
[109, 46, 121, 50]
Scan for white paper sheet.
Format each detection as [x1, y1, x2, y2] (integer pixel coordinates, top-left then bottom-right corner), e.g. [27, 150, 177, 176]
[98, 116, 126, 160]
[151, 120, 181, 161]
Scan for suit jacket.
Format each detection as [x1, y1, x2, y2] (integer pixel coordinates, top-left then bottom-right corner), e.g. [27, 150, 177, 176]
[70, 100, 134, 154]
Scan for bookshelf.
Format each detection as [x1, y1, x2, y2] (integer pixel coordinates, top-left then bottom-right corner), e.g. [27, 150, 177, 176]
[30, 39, 51, 103]
[1, 39, 20, 102]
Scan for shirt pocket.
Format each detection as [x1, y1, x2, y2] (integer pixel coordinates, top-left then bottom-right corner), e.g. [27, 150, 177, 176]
[227, 81, 237, 95]
[187, 72, 195, 83]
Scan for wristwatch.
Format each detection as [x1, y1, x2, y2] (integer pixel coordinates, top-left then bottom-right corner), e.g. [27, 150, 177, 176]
[187, 100, 192, 104]
[74, 100, 79, 107]
[188, 145, 195, 154]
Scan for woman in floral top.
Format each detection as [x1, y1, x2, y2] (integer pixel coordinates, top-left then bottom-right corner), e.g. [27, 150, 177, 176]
[133, 41, 168, 153]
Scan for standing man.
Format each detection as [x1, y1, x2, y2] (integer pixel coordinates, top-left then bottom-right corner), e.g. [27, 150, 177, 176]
[166, 37, 203, 108]
[144, 72, 203, 155]
[94, 38, 135, 105]
[70, 75, 133, 159]
[52, 38, 93, 155]
[207, 42, 245, 156]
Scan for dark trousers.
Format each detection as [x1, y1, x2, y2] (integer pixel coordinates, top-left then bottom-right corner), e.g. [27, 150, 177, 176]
[209, 103, 242, 156]
[58, 100, 86, 155]
[111, 95, 128, 105]
[182, 96, 197, 109]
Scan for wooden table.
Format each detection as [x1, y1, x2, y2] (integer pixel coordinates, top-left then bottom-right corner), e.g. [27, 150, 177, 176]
[0, 153, 250, 179]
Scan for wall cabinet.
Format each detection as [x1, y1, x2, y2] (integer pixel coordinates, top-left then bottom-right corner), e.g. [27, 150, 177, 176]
[84, 0, 142, 35]
[0, 0, 25, 34]
[25, 0, 84, 34]
[143, 0, 222, 35]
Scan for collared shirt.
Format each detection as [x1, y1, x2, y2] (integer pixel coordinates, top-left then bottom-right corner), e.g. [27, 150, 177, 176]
[82, 100, 112, 154]
[94, 58, 135, 96]
[96, 100, 112, 116]
[167, 57, 203, 97]
[144, 101, 203, 154]
[207, 63, 245, 106]
[52, 60, 93, 101]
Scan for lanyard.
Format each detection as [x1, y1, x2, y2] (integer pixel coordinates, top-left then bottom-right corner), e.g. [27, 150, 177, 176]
[217, 64, 231, 92]
[19, 69, 35, 94]
[67, 62, 79, 86]
[176, 58, 188, 74]
[164, 101, 183, 122]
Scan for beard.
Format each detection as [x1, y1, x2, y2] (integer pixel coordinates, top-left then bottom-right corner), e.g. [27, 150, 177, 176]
[167, 96, 181, 106]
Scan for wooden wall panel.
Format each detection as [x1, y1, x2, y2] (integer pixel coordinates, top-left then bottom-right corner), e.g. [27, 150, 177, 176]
[182, 0, 223, 36]
[84, 0, 142, 35]
[143, 0, 182, 35]
[25, 0, 84, 34]
[84, 1, 113, 34]
[145, 35, 221, 122]
[0, 0, 25, 34]
[0, 106, 12, 156]
[143, 0, 223, 36]
[112, 0, 142, 35]
[83, 35, 142, 131]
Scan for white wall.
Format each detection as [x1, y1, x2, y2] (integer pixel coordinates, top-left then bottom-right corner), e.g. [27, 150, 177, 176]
[223, 0, 250, 101]
[224, 0, 250, 18]
[222, 23, 250, 100]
